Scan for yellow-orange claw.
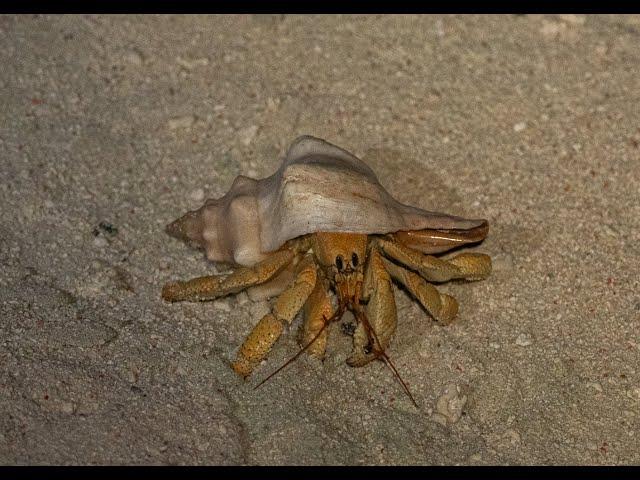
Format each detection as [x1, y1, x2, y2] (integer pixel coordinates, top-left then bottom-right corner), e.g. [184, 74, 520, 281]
[231, 358, 253, 379]
[160, 275, 225, 302]
[437, 294, 459, 325]
[232, 314, 284, 378]
[448, 253, 492, 280]
[161, 281, 183, 302]
[300, 279, 333, 360]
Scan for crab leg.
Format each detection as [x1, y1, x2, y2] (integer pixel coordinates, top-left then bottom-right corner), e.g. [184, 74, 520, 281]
[300, 276, 335, 360]
[161, 248, 296, 302]
[232, 255, 318, 378]
[381, 257, 458, 325]
[347, 246, 397, 367]
[376, 238, 491, 283]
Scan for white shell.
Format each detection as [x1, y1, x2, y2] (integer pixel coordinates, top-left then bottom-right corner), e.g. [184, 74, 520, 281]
[167, 136, 485, 266]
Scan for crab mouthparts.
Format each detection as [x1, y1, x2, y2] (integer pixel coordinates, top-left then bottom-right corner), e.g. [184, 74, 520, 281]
[335, 275, 362, 307]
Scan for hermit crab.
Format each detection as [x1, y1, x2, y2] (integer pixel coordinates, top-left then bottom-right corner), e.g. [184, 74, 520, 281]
[162, 136, 491, 401]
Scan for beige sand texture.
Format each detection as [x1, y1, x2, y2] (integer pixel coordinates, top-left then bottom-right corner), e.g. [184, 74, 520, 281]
[1, 14, 639, 465]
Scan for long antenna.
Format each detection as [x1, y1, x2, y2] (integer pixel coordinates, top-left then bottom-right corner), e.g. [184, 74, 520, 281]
[254, 305, 345, 390]
[355, 308, 419, 409]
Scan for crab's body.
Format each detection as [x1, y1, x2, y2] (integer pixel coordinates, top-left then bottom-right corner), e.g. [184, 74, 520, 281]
[162, 136, 491, 386]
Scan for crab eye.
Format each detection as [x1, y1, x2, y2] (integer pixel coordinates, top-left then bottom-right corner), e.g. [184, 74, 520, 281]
[335, 255, 344, 271]
[351, 252, 359, 267]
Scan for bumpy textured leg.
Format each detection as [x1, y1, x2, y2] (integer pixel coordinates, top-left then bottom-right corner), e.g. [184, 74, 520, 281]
[232, 255, 318, 378]
[377, 238, 491, 283]
[382, 257, 458, 325]
[299, 277, 334, 360]
[161, 249, 296, 302]
[347, 246, 397, 367]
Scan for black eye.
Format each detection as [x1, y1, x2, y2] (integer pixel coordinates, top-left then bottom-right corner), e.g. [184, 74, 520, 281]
[335, 255, 344, 271]
[351, 253, 359, 267]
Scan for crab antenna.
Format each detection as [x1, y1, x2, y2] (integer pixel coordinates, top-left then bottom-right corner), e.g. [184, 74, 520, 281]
[355, 309, 419, 409]
[253, 305, 345, 390]
[379, 350, 419, 409]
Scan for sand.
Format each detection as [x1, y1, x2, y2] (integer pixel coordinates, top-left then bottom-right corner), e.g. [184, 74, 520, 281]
[1, 14, 639, 464]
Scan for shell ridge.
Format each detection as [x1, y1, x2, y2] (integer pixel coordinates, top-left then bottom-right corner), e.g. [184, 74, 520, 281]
[170, 136, 487, 263]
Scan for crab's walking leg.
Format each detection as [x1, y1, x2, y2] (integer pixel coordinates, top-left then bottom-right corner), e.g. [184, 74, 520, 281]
[161, 248, 296, 302]
[300, 276, 335, 360]
[232, 255, 318, 378]
[377, 238, 491, 283]
[347, 246, 397, 367]
[381, 257, 458, 325]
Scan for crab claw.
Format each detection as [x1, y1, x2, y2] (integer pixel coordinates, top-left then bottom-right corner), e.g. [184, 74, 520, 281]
[345, 308, 386, 367]
[347, 247, 397, 367]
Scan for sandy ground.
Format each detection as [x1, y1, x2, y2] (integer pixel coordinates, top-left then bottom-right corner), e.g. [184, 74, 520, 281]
[1, 14, 639, 465]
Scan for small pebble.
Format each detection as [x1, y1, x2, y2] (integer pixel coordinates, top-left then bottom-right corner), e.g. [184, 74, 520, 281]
[587, 382, 603, 393]
[146, 445, 161, 456]
[238, 125, 259, 146]
[61, 401, 75, 414]
[93, 236, 108, 248]
[75, 400, 99, 416]
[266, 97, 280, 111]
[515, 333, 533, 346]
[176, 56, 209, 70]
[168, 115, 195, 130]
[190, 188, 205, 202]
[196, 440, 210, 452]
[595, 45, 608, 56]
[602, 224, 619, 238]
[433, 384, 467, 425]
[213, 300, 231, 312]
[502, 428, 521, 444]
[468, 453, 482, 463]
[492, 252, 515, 272]
[431, 413, 448, 426]
[125, 368, 138, 384]
[627, 387, 640, 401]
[513, 122, 527, 133]
[123, 49, 144, 66]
